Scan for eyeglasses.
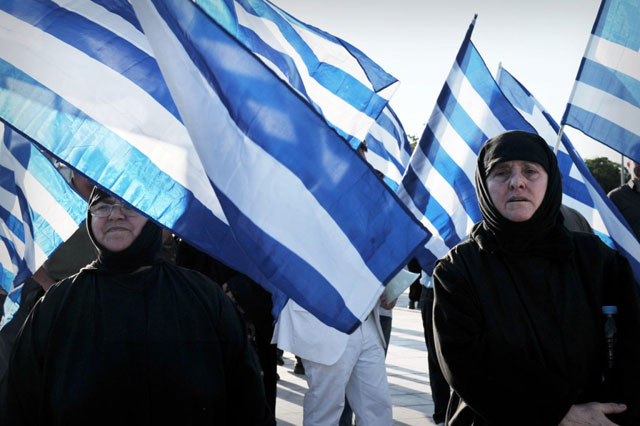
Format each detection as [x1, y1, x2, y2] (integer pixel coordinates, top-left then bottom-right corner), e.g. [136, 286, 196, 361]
[89, 203, 140, 218]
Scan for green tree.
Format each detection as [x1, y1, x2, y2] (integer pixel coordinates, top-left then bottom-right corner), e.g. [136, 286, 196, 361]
[408, 134, 419, 152]
[584, 157, 628, 194]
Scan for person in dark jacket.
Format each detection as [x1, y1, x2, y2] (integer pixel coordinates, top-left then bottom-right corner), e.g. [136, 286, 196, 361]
[0, 187, 274, 426]
[433, 131, 640, 426]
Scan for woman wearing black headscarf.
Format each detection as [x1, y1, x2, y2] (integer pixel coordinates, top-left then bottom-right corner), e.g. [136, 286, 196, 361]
[433, 131, 640, 426]
[0, 187, 274, 425]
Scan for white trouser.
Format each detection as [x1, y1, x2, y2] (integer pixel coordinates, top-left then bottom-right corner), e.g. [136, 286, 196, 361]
[302, 314, 392, 425]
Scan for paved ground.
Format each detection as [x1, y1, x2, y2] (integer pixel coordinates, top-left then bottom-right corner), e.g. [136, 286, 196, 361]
[275, 291, 438, 425]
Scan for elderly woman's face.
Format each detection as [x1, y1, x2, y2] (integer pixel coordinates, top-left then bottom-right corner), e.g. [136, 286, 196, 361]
[487, 160, 548, 222]
[90, 197, 148, 252]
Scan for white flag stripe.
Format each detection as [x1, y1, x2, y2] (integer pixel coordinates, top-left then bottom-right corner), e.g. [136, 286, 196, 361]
[448, 62, 505, 139]
[363, 150, 403, 183]
[562, 193, 607, 233]
[409, 146, 474, 238]
[586, 35, 640, 81]
[0, 179, 23, 224]
[0, 10, 227, 224]
[134, 1, 382, 316]
[397, 181, 441, 235]
[570, 81, 640, 135]
[0, 205, 26, 267]
[278, 9, 376, 92]
[0, 222, 18, 274]
[425, 232, 453, 258]
[52, 0, 154, 57]
[0, 140, 78, 240]
[235, 4, 376, 141]
[429, 106, 477, 185]
[381, 108, 412, 165]
[367, 120, 406, 166]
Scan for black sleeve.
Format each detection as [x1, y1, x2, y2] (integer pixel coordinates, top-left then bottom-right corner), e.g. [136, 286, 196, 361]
[0, 294, 49, 426]
[207, 277, 275, 425]
[606, 251, 640, 425]
[432, 258, 576, 425]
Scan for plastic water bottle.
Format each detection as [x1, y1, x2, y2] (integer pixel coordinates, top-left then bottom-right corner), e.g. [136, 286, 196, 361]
[602, 305, 618, 370]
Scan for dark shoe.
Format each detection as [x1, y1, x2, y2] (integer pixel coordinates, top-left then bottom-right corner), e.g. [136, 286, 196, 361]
[408, 301, 416, 309]
[293, 361, 305, 375]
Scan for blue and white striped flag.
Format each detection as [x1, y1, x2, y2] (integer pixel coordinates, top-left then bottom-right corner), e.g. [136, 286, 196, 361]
[133, 0, 428, 333]
[362, 105, 413, 191]
[397, 18, 536, 274]
[0, 0, 427, 332]
[207, 0, 399, 149]
[0, 122, 87, 326]
[562, 0, 640, 163]
[0, 0, 271, 316]
[498, 66, 640, 282]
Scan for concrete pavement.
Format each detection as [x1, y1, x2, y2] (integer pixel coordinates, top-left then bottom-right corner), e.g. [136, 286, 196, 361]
[274, 290, 439, 425]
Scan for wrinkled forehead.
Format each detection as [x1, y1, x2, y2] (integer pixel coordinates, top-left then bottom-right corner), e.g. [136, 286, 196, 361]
[488, 159, 545, 175]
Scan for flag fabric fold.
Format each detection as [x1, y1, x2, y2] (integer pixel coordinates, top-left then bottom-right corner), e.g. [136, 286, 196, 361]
[0, 122, 87, 326]
[362, 105, 413, 191]
[132, 0, 428, 333]
[562, 0, 640, 163]
[197, 0, 399, 148]
[498, 66, 640, 282]
[0, 0, 428, 333]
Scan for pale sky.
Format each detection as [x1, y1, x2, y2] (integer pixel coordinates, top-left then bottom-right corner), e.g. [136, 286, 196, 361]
[274, 0, 623, 163]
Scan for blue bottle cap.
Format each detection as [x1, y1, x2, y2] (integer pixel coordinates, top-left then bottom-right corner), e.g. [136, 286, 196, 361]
[602, 305, 618, 315]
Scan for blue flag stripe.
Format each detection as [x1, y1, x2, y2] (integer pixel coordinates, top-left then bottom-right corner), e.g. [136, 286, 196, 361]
[194, 0, 398, 144]
[593, 0, 640, 50]
[437, 84, 487, 154]
[0, 204, 25, 244]
[1, 0, 181, 121]
[148, 0, 427, 282]
[564, 104, 640, 160]
[133, 0, 428, 329]
[419, 129, 482, 222]
[235, 0, 389, 118]
[563, 0, 640, 163]
[458, 43, 535, 134]
[88, 0, 144, 32]
[266, 0, 398, 93]
[579, 59, 640, 109]
[0, 61, 276, 291]
[213, 186, 360, 333]
[401, 166, 463, 249]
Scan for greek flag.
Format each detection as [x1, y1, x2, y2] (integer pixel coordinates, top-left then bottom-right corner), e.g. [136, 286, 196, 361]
[133, 0, 427, 332]
[202, 0, 399, 149]
[362, 105, 413, 191]
[397, 18, 536, 273]
[0, 0, 427, 333]
[0, 123, 87, 326]
[498, 66, 640, 281]
[562, 0, 640, 163]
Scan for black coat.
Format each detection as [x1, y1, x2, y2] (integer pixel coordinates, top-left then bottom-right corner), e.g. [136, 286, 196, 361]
[433, 228, 640, 426]
[0, 261, 274, 426]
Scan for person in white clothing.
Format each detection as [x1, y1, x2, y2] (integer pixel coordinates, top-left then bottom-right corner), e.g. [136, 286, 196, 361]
[273, 299, 392, 426]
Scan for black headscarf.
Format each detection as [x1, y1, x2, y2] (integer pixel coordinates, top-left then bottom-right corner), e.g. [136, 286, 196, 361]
[86, 187, 162, 274]
[473, 130, 572, 258]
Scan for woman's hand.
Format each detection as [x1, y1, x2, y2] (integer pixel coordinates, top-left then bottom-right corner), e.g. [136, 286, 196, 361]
[559, 402, 626, 426]
[379, 294, 397, 310]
